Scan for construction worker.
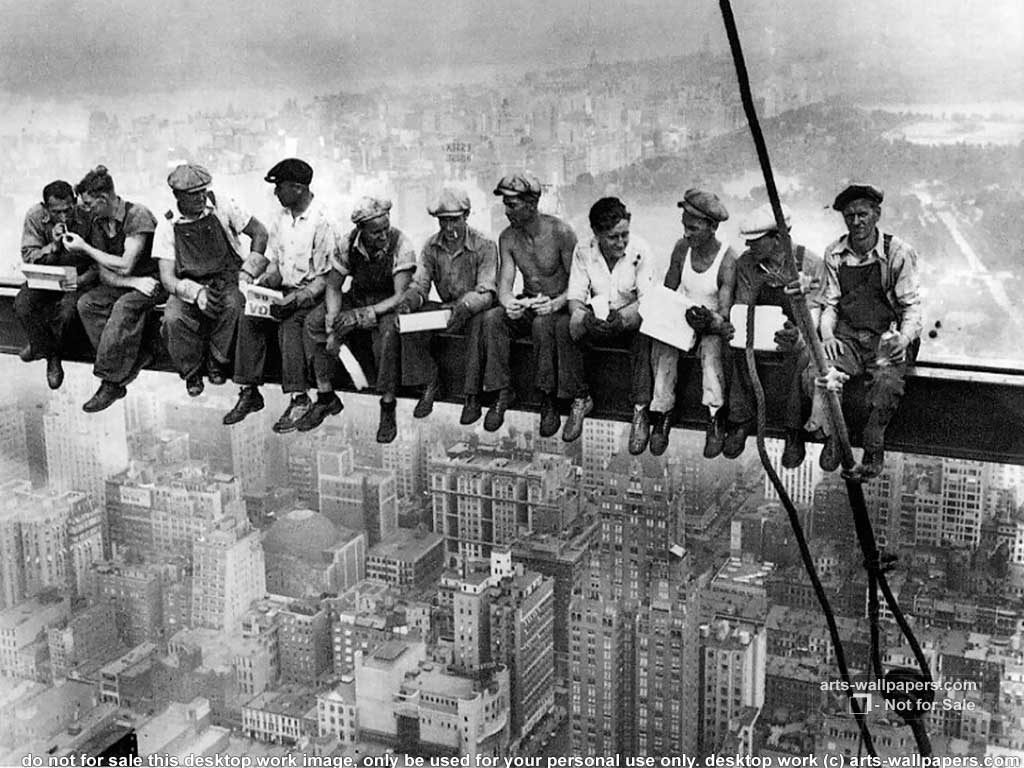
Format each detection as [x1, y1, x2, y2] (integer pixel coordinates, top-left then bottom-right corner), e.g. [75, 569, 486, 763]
[648, 189, 737, 457]
[156, 163, 268, 397]
[492, 173, 580, 440]
[15, 180, 96, 390]
[721, 203, 826, 465]
[566, 197, 655, 451]
[302, 196, 417, 442]
[222, 158, 336, 433]
[66, 166, 163, 412]
[396, 188, 509, 429]
[817, 184, 922, 478]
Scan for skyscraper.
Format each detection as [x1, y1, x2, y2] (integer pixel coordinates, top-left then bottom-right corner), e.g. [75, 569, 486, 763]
[698, 617, 766, 756]
[190, 516, 266, 632]
[318, 449, 398, 547]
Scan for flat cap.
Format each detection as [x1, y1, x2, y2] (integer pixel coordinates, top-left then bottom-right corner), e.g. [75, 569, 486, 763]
[493, 173, 542, 198]
[739, 203, 792, 237]
[678, 189, 729, 223]
[428, 187, 471, 217]
[351, 196, 392, 224]
[832, 183, 883, 211]
[167, 163, 212, 192]
[264, 158, 313, 186]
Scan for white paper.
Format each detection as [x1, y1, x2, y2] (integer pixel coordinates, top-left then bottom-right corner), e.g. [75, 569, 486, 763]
[398, 309, 451, 334]
[338, 345, 368, 390]
[23, 264, 76, 292]
[243, 284, 284, 320]
[729, 304, 786, 351]
[589, 294, 610, 321]
[638, 285, 696, 351]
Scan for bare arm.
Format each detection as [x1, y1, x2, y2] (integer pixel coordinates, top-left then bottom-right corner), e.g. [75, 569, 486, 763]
[497, 231, 518, 309]
[70, 232, 150, 276]
[369, 269, 413, 316]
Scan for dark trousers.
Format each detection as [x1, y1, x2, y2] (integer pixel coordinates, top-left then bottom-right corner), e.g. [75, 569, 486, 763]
[493, 309, 579, 399]
[816, 330, 910, 451]
[15, 286, 84, 358]
[162, 289, 244, 380]
[78, 284, 165, 385]
[304, 303, 401, 397]
[234, 302, 314, 394]
[728, 345, 808, 431]
[567, 325, 652, 406]
[401, 304, 506, 395]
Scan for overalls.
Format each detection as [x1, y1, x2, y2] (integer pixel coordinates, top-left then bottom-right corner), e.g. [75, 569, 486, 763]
[77, 202, 166, 385]
[162, 212, 244, 380]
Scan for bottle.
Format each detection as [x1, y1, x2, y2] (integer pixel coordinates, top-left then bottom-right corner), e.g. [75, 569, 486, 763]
[876, 322, 901, 367]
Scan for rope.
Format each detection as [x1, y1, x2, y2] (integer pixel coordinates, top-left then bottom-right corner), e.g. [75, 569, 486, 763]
[717, 0, 934, 756]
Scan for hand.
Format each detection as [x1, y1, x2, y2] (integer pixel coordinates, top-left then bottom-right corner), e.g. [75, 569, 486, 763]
[532, 296, 554, 316]
[355, 306, 377, 329]
[326, 331, 340, 356]
[774, 320, 801, 353]
[238, 271, 253, 287]
[719, 321, 735, 341]
[446, 303, 472, 333]
[331, 309, 360, 337]
[569, 308, 590, 342]
[396, 289, 420, 315]
[816, 366, 849, 393]
[505, 298, 525, 321]
[292, 288, 317, 309]
[822, 337, 845, 361]
[269, 293, 297, 320]
[133, 276, 160, 297]
[61, 232, 87, 253]
[888, 334, 911, 364]
[196, 287, 209, 312]
[685, 305, 711, 332]
[256, 267, 282, 289]
[784, 272, 821, 296]
[605, 309, 625, 333]
[51, 223, 68, 243]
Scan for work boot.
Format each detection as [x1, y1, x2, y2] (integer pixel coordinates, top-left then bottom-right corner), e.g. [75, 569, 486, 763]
[46, 357, 64, 390]
[186, 375, 205, 398]
[272, 394, 312, 434]
[82, 381, 127, 413]
[20, 344, 43, 363]
[721, 421, 750, 459]
[819, 434, 841, 472]
[649, 412, 671, 457]
[856, 449, 886, 479]
[223, 386, 264, 426]
[484, 389, 515, 432]
[377, 400, 398, 444]
[562, 395, 593, 443]
[781, 429, 806, 469]
[207, 360, 228, 386]
[539, 393, 560, 438]
[703, 411, 725, 459]
[461, 395, 483, 426]
[628, 406, 650, 455]
[413, 378, 442, 419]
[295, 393, 343, 432]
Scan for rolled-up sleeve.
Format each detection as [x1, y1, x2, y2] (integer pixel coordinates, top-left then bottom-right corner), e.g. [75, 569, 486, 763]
[891, 242, 923, 341]
[21, 208, 52, 264]
[567, 244, 591, 305]
[394, 233, 418, 275]
[820, 247, 842, 330]
[462, 240, 498, 314]
[154, 218, 177, 263]
[410, 246, 436, 299]
[265, 216, 282, 266]
[309, 216, 338, 277]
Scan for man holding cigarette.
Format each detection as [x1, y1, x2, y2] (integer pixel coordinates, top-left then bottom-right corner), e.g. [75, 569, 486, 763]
[156, 163, 268, 397]
[395, 188, 507, 429]
[15, 180, 96, 390]
[493, 173, 579, 439]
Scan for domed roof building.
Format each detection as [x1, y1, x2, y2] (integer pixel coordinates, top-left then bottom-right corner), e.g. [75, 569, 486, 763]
[263, 509, 366, 598]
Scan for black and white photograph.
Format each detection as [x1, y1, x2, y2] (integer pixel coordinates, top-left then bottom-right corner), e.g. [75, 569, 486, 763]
[0, 0, 1023, 764]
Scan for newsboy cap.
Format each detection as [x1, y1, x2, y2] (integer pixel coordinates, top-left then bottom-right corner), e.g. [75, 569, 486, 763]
[167, 163, 212, 193]
[832, 183, 883, 211]
[428, 188, 471, 217]
[678, 189, 729, 223]
[739, 203, 792, 238]
[493, 173, 542, 199]
[264, 158, 313, 186]
[351, 197, 392, 224]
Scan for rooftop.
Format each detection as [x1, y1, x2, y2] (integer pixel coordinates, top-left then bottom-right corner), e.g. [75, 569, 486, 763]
[368, 528, 444, 563]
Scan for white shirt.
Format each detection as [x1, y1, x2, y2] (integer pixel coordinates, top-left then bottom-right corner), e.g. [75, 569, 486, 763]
[567, 235, 654, 310]
[267, 196, 338, 289]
